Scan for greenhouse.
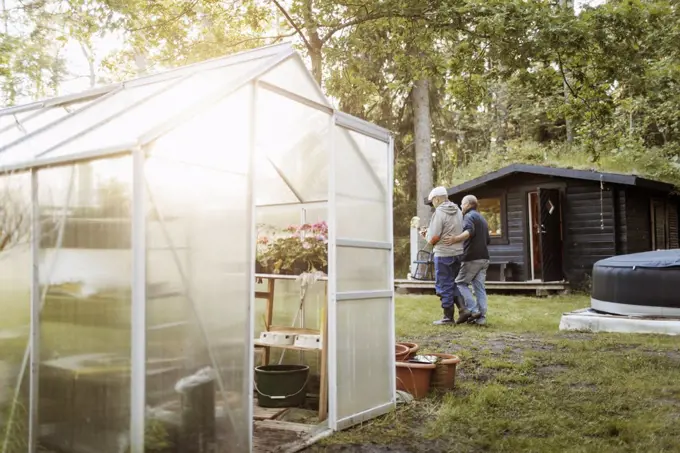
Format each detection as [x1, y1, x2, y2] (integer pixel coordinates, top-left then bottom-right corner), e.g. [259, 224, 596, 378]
[0, 43, 395, 453]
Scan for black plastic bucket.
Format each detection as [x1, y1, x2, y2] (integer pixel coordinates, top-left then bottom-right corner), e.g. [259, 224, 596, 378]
[254, 364, 309, 408]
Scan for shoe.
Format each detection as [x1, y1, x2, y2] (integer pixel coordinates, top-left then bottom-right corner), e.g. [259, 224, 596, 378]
[454, 296, 472, 324]
[433, 307, 455, 325]
[470, 312, 482, 320]
[474, 317, 487, 326]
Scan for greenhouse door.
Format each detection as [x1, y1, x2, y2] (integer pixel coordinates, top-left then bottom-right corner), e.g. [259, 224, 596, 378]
[328, 114, 395, 431]
[140, 85, 256, 453]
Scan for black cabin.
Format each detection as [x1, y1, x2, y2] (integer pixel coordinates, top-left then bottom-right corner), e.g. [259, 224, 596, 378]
[443, 164, 679, 286]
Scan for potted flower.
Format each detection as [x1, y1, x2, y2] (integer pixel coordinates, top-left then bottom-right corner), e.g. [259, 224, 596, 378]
[257, 222, 328, 275]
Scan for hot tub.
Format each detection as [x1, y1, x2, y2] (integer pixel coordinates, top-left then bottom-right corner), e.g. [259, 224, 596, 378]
[591, 250, 680, 317]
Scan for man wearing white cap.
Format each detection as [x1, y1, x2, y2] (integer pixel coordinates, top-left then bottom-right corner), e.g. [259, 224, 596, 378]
[421, 186, 472, 325]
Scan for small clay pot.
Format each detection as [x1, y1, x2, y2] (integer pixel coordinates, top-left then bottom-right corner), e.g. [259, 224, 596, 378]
[397, 342, 420, 360]
[395, 344, 410, 362]
[428, 353, 461, 390]
[396, 361, 436, 398]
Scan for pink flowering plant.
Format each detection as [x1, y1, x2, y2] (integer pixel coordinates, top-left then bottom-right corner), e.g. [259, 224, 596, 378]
[256, 222, 328, 275]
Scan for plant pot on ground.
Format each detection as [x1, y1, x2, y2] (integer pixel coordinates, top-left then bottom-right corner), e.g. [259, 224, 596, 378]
[395, 344, 410, 362]
[397, 342, 419, 360]
[396, 361, 436, 399]
[428, 353, 461, 390]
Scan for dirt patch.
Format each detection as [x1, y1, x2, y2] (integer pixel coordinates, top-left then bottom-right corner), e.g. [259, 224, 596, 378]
[307, 445, 415, 453]
[254, 426, 306, 452]
[307, 440, 448, 453]
[555, 332, 594, 341]
[569, 382, 598, 390]
[640, 350, 680, 361]
[537, 364, 569, 376]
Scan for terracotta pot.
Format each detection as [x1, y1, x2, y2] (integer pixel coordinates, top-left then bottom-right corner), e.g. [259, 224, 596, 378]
[428, 353, 461, 390]
[397, 342, 420, 360]
[396, 361, 436, 398]
[395, 344, 410, 362]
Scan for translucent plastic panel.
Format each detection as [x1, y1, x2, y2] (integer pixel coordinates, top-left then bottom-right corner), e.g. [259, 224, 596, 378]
[145, 131, 251, 450]
[0, 112, 13, 130]
[0, 82, 169, 167]
[345, 129, 389, 192]
[0, 107, 70, 145]
[335, 127, 387, 199]
[254, 278, 326, 336]
[259, 56, 329, 106]
[302, 205, 327, 224]
[0, 173, 31, 451]
[256, 89, 329, 203]
[336, 198, 388, 241]
[254, 158, 299, 206]
[45, 60, 267, 159]
[337, 247, 391, 292]
[336, 298, 392, 421]
[256, 205, 303, 230]
[335, 126, 389, 242]
[148, 85, 251, 175]
[255, 205, 327, 235]
[0, 98, 101, 144]
[37, 158, 133, 452]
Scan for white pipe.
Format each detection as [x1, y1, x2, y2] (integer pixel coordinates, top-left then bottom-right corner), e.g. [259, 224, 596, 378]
[283, 428, 334, 453]
[409, 216, 420, 279]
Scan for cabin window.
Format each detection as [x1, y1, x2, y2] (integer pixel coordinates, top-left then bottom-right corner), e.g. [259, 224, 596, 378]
[478, 197, 505, 240]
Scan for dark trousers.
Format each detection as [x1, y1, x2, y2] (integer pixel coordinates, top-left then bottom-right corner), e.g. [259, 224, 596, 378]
[434, 255, 462, 309]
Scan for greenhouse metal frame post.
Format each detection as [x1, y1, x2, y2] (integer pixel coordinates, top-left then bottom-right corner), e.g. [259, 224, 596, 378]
[28, 169, 40, 453]
[130, 146, 146, 453]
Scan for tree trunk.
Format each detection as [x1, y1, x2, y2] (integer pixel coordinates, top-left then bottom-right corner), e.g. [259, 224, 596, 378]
[493, 79, 508, 149]
[309, 46, 323, 86]
[561, 0, 574, 143]
[80, 42, 96, 88]
[2, 0, 8, 34]
[412, 79, 433, 227]
[133, 51, 148, 76]
[1, 0, 16, 104]
[301, 0, 323, 86]
[563, 78, 573, 143]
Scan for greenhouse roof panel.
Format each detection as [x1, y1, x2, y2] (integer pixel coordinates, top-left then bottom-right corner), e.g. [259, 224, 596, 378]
[0, 43, 297, 172]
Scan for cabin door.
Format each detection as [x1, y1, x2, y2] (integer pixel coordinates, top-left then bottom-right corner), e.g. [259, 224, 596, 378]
[537, 188, 564, 281]
[527, 192, 541, 281]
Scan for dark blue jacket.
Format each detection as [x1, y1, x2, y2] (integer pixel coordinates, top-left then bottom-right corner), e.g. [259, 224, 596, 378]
[462, 209, 490, 261]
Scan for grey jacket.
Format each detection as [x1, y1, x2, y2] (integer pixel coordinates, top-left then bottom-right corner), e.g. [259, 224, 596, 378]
[426, 201, 464, 257]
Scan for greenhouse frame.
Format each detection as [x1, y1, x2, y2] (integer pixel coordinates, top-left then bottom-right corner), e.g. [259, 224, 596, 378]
[0, 43, 395, 452]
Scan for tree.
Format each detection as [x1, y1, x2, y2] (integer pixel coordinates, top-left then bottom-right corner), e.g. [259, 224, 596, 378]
[0, 174, 30, 253]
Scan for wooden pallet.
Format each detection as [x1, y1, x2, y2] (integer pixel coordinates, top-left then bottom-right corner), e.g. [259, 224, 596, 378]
[253, 401, 289, 421]
[253, 420, 314, 453]
[395, 278, 568, 295]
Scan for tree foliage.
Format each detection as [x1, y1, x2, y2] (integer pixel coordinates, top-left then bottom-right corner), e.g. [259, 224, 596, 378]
[2, 0, 680, 275]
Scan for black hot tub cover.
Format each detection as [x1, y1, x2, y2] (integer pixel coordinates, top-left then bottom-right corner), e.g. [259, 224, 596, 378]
[594, 250, 680, 269]
[591, 250, 680, 316]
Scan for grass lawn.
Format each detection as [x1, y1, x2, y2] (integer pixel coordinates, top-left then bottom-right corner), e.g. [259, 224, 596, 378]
[310, 294, 680, 453]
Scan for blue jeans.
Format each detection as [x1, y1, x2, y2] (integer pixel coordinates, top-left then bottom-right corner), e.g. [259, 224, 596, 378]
[434, 255, 462, 309]
[455, 259, 489, 319]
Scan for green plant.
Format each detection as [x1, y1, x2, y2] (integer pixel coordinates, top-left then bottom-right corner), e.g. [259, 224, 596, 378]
[257, 222, 328, 274]
[144, 419, 173, 452]
[122, 418, 173, 453]
[0, 397, 28, 452]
